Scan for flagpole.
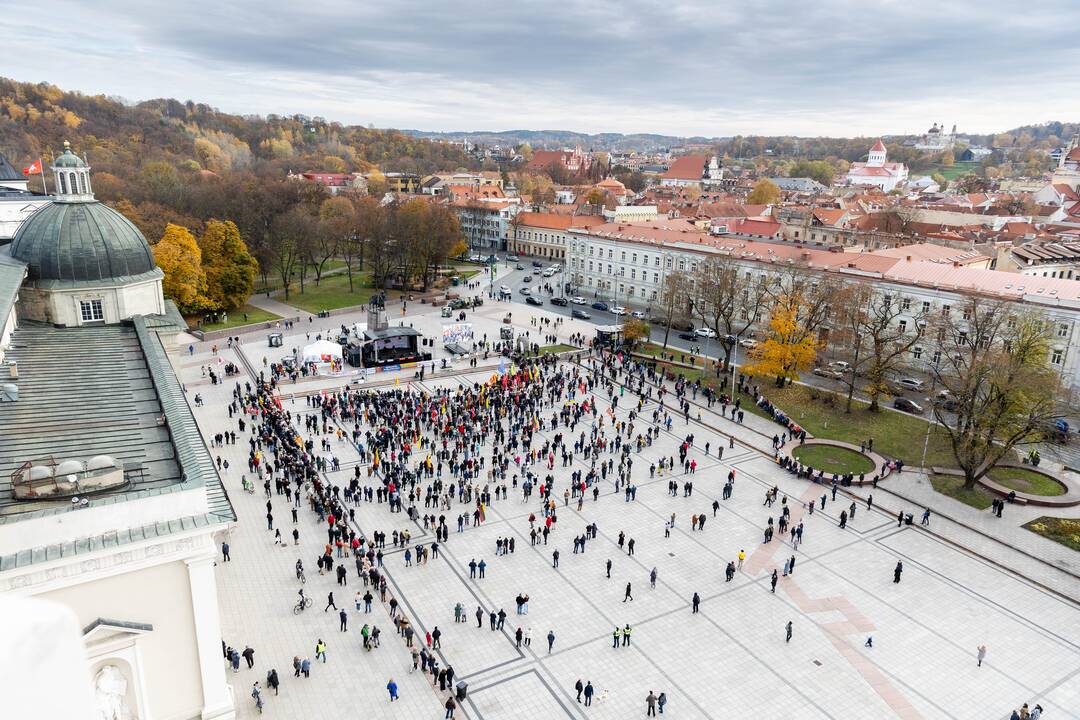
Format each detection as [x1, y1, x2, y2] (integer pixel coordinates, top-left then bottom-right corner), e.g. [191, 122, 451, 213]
[39, 157, 48, 196]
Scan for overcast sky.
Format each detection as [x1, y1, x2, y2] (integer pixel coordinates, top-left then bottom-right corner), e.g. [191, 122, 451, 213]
[6, 0, 1077, 138]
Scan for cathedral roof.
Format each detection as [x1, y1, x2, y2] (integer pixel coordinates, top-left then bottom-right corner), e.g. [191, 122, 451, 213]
[10, 200, 158, 284]
[0, 153, 22, 181]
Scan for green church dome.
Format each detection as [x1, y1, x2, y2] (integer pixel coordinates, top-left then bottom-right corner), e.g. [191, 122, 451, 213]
[10, 201, 157, 283]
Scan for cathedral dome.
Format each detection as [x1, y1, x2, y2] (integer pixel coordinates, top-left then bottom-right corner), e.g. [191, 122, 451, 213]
[10, 200, 158, 284]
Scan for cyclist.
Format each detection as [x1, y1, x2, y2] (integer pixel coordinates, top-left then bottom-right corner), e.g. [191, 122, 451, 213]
[295, 559, 305, 582]
[296, 587, 307, 610]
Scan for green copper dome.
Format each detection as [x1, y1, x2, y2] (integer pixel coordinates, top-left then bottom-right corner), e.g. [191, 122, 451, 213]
[10, 201, 157, 283]
[53, 142, 87, 169]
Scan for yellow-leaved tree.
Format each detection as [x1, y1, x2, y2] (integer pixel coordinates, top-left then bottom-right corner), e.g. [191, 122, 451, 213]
[199, 219, 258, 311]
[746, 299, 819, 386]
[746, 179, 781, 205]
[154, 223, 215, 314]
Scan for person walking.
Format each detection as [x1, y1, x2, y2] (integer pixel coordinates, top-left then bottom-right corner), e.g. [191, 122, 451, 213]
[584, 681, 594, 707]
[324, 591, 337, 612]
[893, 561, 903, 583]
[339, 608, 348, 632]
[692, 592, 700, 613]
[770, 569, 779, 593]
[612, 626, 621, 648]
[606, 558, 612, 578]
[921, 508, 931, 526]
[737, 549, 745, 569]
[785, 620, 793, 643]
[622, 624, 632, 646]
[315, 639, 327, 663]
[547, 629, 555, 653]
[575, 678, 584, 703]
[221, 541, 231, 562]
[386, 677, 399, 702]
[977, 644, 987, 667]
[649, 567, 658, 588]
[658, 691, 667, 715]
[646, 691, 658, 717]
[242, 646, 255, 669]
[623, 582, 633, 602]
[444, 695, 457, 718]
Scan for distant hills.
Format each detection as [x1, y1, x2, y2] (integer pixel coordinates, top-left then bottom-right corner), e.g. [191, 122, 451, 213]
[402, 129, 723, 153]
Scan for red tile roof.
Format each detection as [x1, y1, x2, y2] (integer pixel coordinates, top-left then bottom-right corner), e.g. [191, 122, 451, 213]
[661, 155, 707, 180]
[515, 213, 606, 230]
[871, 139, 887, 152]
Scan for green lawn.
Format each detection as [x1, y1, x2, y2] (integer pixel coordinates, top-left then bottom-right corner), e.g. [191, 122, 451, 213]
[194, 304, 281, 331]
[932, 161, 978, 181]
[636, 352, 956, 467]
[540, 344, 579, 355]
[1023, 517, 1080, 552]
[929, 474, 995, 510]
[792, 445, 875, 475]
[283, 271, 397, 314]
[987, 467, 1065, 497]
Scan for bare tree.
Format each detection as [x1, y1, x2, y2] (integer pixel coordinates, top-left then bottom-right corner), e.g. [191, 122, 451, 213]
[929, 298, 1060, 487]
[692, 256, 769, 371]
[269, 207, 310, 302]
[833, 283, 928, 411]
[658, 271, 693, 348]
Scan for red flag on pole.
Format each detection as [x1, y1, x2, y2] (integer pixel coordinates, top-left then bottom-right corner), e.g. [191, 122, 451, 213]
[23, 159, 42, 175]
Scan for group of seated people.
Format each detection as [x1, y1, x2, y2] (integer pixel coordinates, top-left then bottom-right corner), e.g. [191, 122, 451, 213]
[756, 395, 807, 442]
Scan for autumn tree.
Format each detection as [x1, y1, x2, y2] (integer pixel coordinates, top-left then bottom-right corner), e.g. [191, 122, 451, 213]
[198, 219, 257, 311]
[621, 318, 650, 346]
[153, 223, 214, 314]
[319, 195, 359, 290]
[930, 299, 1061, 488]
[658, 271, 693, 348]
[747, 179, 781, 205]
[746, 299, 819, 386]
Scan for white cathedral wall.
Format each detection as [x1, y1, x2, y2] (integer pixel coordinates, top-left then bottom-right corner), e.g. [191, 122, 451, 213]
[36, 559, 207, 720]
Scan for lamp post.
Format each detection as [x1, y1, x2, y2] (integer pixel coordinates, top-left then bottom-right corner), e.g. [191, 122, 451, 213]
[920, 363, 940, 469]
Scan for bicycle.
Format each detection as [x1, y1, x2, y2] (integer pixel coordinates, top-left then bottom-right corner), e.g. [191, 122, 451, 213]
[293, 596, 313, 614]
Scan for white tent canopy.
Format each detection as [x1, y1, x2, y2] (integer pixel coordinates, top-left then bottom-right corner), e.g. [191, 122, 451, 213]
[301, 339, 342, 364]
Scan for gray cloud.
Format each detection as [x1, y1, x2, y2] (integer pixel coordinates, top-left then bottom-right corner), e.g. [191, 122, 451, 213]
[3, 0, 1078, 136]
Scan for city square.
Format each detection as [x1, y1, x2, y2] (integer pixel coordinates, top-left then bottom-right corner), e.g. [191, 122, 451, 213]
[181, 297, 1080, 720]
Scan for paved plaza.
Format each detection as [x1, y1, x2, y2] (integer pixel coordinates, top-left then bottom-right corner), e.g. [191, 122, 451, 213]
[176, 299, 1080, 720]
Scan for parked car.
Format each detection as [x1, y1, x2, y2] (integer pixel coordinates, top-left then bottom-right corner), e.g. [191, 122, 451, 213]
[592, 301, 609, 311]
[678, 331, 696, 341]
[813, 367, 844, 379]
[572, 309, 592, 320]
[739, 338, 758, 348]
[611, 306, 627, 316]
[525, 296, 543, 306]
[570, 296, 587, 305]
[631, 310, 647, 319]
[694, 327, 717, 338]
[519, 287, 531, 296]
[828, 361, 851, 372]
[897, 377, 924, 392]
[549, 297, 568, 306]
[505, 255, 518, 262]
[894, 397, 924, 414]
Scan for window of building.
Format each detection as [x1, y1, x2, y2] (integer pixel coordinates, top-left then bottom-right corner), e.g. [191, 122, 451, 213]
[631, 269, 636, 280]
[942, 304, 951, 317]
[621, 252, 626, 261]
[931, 350, 942, 365]
[1058, 323, 1069, 338]
[898, 320, 907, 333]
[912, 346, 923, 359]
[80, 299, 104, 322]
[1052, 348, 1064, 365]
[901, 298, 910, 311]
[962, 307, 971, 320]
[665, 258, 673, 269]
[922, 301, 931, 313]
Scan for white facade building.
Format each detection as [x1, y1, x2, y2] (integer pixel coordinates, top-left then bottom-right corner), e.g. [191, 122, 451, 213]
[846, 141, 909, 192]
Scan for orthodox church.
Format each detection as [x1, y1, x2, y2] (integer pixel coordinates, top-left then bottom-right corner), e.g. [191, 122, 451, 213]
[845, 140, 909, 192]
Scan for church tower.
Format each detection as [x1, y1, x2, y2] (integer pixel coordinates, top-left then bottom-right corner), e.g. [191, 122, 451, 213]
[51, 141, 94, 202]
[867, 140, 887, 167]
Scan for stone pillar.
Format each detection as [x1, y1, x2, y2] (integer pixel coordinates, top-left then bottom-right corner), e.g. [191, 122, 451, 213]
[185, 555, 235, 720]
